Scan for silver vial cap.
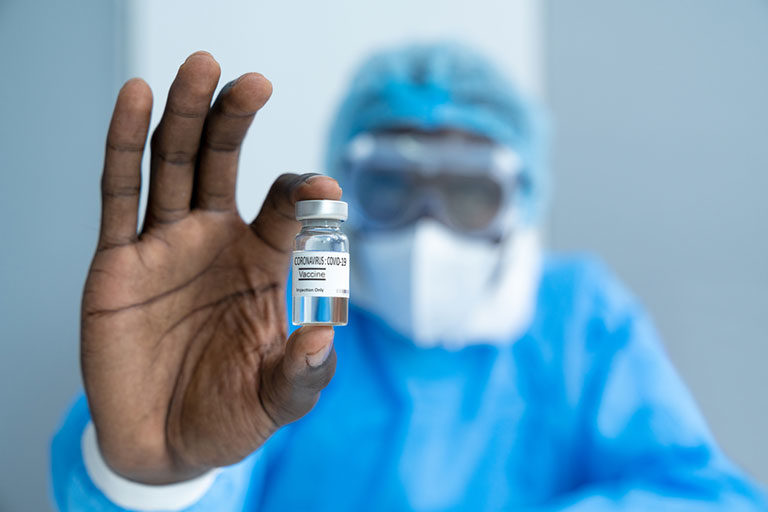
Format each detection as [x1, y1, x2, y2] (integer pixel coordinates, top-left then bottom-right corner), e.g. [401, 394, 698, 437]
[295, 199, 348, 221]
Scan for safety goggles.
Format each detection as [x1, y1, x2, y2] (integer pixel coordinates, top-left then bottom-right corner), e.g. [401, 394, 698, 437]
[342, 132, 525, 239]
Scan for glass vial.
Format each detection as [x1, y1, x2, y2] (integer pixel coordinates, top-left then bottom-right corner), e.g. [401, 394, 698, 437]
[292, 200, 349, 326]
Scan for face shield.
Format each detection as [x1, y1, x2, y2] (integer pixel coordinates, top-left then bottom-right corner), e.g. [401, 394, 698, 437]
[341, 131, 541, 349]
[342, 132, 527, 242]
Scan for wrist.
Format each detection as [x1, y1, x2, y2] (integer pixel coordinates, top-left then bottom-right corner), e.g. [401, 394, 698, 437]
[82, 421, 220, 510]
[92, 422, 212, 485]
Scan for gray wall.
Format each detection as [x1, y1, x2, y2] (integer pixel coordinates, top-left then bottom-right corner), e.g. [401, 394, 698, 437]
[545, 0, 768, 484]
[0, 1, 125, 510]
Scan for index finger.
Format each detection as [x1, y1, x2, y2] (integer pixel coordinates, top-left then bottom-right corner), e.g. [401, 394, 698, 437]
[250, 173, 342, 266]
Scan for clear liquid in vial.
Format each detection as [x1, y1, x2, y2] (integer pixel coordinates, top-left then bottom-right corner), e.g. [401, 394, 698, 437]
[292, 296, 348, 326]
[292, 215, 349, 326]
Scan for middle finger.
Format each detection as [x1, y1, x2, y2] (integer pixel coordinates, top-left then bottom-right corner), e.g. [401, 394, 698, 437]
[194, 72, 273, 212]
[144, 51, 220, 228]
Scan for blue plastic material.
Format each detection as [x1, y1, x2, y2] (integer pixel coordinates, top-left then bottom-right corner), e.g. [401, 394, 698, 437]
[51, 256, 767, 511]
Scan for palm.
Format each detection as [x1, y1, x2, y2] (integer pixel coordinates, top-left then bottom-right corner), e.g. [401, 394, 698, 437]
[82, 52, 341, 484]
[84, 213, 280, 476]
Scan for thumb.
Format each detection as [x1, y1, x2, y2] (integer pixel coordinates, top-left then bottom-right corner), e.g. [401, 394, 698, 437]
[259, 326, 337, 427]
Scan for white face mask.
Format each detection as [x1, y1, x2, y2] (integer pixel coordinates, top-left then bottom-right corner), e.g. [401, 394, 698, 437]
[350, 220, 542, 349]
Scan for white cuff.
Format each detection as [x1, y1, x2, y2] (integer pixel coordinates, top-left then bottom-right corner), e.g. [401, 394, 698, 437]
[81, 422, 220, 511]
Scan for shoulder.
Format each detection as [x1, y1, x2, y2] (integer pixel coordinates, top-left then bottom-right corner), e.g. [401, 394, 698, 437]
[537, 252, 641, 328]
[525, 252, 654, 366]
[517, 253, 663, 408]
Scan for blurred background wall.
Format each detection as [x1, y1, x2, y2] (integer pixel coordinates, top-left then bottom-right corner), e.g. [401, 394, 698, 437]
[0, 0, 765, 510]
[545, 0, 768, 486]
[0, 2, 127, 511]
[126, 0, 543, 222]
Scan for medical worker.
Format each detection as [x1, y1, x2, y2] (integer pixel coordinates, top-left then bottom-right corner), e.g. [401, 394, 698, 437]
[51, 43, 767, 511]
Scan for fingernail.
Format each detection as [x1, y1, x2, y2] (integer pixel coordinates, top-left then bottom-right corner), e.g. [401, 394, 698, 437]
[219, 78, 238, 94]
[301, 173, 323, 185]
[306, 342, 333, 368]
[301, 174, 342, 194]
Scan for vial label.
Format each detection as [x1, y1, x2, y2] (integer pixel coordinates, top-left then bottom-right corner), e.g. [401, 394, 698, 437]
[292, 251, 350, 298]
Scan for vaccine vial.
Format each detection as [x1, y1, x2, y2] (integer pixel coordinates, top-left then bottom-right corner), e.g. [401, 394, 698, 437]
[292, 200, 349, 326]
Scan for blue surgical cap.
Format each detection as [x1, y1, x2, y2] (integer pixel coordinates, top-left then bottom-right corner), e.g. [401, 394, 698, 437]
[325, 41, 550, 224]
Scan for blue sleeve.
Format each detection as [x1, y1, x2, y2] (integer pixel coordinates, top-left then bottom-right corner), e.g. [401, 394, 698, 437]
[539, 259, 767, 511]
[50, 393, 269, 512]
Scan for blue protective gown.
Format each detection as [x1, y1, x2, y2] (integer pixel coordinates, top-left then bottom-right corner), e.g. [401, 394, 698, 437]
[51, 255, 767, 511]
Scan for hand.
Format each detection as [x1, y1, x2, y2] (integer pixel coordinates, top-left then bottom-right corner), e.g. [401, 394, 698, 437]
[81, 51, 341, 484]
